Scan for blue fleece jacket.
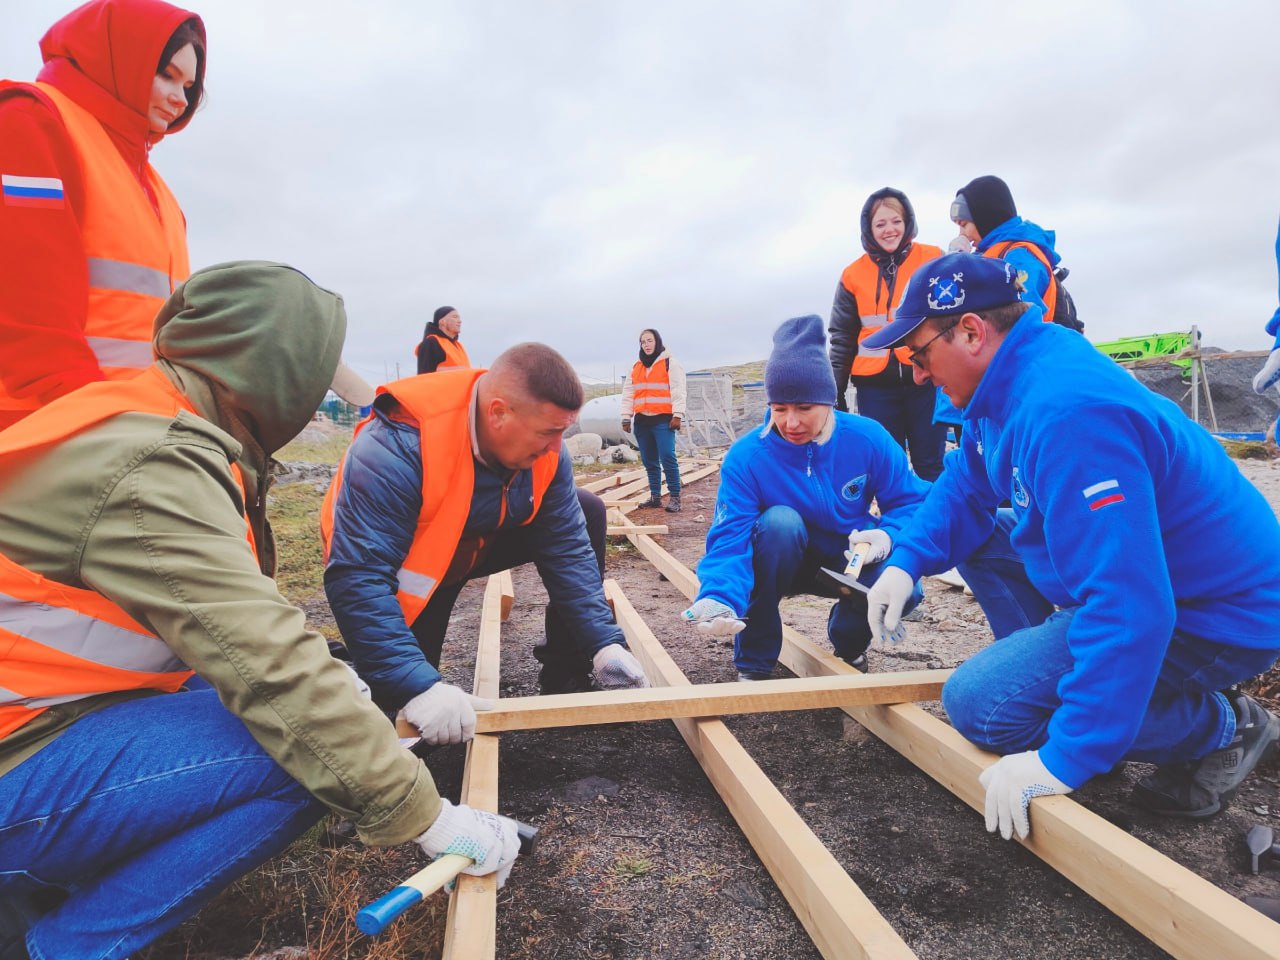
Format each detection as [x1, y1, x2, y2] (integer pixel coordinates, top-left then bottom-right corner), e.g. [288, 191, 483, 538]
[696, 412, 931, 615]
[324, 407, 623, 710]
[891, 317, 1280, 787]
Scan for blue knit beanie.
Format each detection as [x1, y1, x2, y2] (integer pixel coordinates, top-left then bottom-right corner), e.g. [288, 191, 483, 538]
[764, 315, 836, 405]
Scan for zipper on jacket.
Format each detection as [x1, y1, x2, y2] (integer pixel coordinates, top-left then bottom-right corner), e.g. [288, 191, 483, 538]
[806, 444, 813, 478]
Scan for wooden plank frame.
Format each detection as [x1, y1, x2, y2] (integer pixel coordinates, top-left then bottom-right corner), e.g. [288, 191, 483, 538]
[470, 672, 948, 733]
[577, 467, 648, 493]
[606, 579, 919, 960]
[600, 463, 719, 504]
[621, 523, 1280, 959]
[440, 572, 514, 960]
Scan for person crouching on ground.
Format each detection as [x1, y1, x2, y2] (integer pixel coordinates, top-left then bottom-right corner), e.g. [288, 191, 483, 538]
[679, 314, 931, 680]
[322, 343, 649, 747]
[862, 252, 1280, 842]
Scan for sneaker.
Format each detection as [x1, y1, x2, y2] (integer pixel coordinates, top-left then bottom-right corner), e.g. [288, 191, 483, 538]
[846, 654, 869, 673]
[737, 670, 772, 682]
[639, 495, 663, 509]
[665, 496, 681, 513]
[1131, 692, 1280, 818]
[538, 671, 596, 695]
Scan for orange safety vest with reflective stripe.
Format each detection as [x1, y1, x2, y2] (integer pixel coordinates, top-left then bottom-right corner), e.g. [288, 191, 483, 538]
[843, 243, 943, 377]
[424, 333, 470, 370]
[985, 240, 1057, 321]
[320, 369, 558, 626]
[0, 82, 190, 417]
[0, 367, 255, 741]
[629, 358, 672, 415]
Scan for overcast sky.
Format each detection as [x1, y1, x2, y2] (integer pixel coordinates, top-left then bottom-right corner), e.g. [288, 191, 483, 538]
[5, 2, 1279, 385]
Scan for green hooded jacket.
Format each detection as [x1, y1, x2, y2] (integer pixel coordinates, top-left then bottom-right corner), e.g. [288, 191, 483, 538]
[0, 261, 441, 845]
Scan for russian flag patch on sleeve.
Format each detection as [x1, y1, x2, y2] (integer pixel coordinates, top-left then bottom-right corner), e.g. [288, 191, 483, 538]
[2, 174, 65, 209]
[1082, 479, 1125, 511]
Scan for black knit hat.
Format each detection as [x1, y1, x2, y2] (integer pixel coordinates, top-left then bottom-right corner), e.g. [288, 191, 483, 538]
[954, 175, 1017, 238]
[432, 305, 457, 323]
[764, 315, 837, 405]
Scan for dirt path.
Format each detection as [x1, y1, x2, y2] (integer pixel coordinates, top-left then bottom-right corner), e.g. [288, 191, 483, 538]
[412, 460, 1280, 960]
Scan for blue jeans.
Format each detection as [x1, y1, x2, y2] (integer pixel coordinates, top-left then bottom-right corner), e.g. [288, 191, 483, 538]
[0, 688, 324, 959]
[855, 382, 947, 481]
[734, 505, 923, 676]
[633, 417, 680, 498]
[946, 509, 1280, 766]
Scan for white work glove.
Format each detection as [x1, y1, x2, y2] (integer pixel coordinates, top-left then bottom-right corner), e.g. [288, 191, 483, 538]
[680, 598, 746, 637]
[621, 418, 632, 433]
[337, 659, 371, 699]
[1253, 347, 1280, 394]
[948, 234, 973, 254]
[846, 528, 893, 565]
[401, 682, 494, 746]
[416, 799, 521, 886]
[591, 644, 649, 689]
[865, 566, 914, 647]
[978, 750, 1073, 841]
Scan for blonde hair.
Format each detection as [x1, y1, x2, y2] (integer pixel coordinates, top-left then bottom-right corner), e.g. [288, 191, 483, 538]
[870, 196, 906, 221]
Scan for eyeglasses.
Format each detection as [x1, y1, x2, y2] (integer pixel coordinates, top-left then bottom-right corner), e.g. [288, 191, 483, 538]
[905, 319, 961, 369]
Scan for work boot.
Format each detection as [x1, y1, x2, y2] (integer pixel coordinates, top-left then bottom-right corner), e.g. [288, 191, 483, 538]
[737, 670, 772, 682]
[846, 653, 869, 673]
[640, 495, 663, 509]
[1131, 692, 1280, 818]
[538, 667, 595, 696]
[664, 496, 681, 513]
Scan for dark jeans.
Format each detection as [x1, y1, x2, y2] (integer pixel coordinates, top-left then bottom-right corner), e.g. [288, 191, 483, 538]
[855, 381, 947, 481]
[633, 418, 680, 498]
[733, 505, 923, 676]
[409, 488, 608, 688]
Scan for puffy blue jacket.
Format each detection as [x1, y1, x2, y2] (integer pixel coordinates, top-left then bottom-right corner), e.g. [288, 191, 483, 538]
[891, 316, 1280, 787]
[324, 407, 622, 710]
[696, 411, 931, 614]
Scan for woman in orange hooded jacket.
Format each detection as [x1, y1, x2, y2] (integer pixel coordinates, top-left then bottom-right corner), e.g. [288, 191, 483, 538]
[0, 0, 206, 430]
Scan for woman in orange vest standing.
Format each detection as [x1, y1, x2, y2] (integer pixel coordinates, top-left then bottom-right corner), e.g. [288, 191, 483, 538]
[827, 187, 946, 480]
[0, 0, 205, 431]
[415, 304, 471, 374]
[621, 328, 687, 512]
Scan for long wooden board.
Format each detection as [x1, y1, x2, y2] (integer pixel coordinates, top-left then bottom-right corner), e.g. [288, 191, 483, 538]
[600, 463, 718, 503]
[441, 574, 514, 960]
[625, 526, 1280, 959]
[470, 672, 947, 733]
[577, 467, 648, 493]
[606, 580, 918, 960]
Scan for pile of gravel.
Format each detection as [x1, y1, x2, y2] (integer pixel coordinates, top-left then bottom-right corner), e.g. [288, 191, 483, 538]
[1134, 349, 1279, 434]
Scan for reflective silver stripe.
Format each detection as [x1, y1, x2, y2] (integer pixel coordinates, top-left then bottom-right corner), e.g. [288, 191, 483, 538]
[397, 567, 437, 599]
[0, 592, 186, 674]
[86, 336, 153, 369]
[86, 257, 172, 298]
[0, 684, 95, 711]
[858, 318, 890, 358]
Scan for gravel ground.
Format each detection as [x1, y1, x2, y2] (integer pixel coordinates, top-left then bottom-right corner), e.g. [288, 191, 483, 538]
[411, 456, 1280, 960]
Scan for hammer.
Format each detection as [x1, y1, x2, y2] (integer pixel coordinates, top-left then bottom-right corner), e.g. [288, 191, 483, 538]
[819, 540, 873, 596]
[357, 819, 538, 936]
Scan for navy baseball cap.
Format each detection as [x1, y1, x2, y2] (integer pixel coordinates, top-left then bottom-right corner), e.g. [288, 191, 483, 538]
[863, 252, 1023, 349]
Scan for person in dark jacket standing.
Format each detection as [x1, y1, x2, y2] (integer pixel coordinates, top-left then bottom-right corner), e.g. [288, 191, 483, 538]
[828, 187, 946, 480]
[322, 344, 649, 746]
[415, 305, 470, 374]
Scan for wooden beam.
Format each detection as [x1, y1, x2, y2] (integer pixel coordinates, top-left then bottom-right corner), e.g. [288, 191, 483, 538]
[577, 467, 648, 493]
[471, 672, 947, 733]
[600, 463, 718, 504]
[607, 523, 668, 536]
[628, 531, 1280, 959]
[441, 575, 508, 960]
[777, 631, 1280, 960]
[495, 569, 514, 622]
[606, 580, 918, 960]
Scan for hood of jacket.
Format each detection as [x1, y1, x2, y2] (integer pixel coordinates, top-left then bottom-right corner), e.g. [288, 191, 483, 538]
[860, 186, 919, 260]
[976, 216, 1061, 267]
[153, 261, 347, 457]
[37, 0, 204, 155]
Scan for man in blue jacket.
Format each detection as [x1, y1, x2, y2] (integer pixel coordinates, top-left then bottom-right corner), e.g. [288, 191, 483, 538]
[323, 343, 647, 747]
[680, 314, 931, 680]
[863, 252, 1280, 841]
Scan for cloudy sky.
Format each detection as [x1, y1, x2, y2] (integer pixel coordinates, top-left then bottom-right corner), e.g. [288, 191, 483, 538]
[5, 2, 1279, 385]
